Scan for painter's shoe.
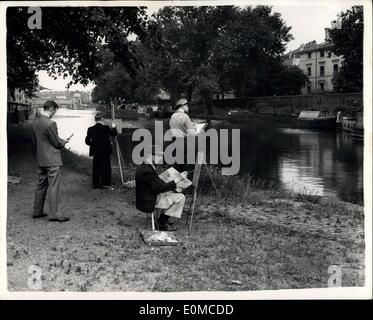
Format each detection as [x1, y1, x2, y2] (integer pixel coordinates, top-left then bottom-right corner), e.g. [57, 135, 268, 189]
[49, 217, 70, 222]
[102, 185, 115, 190]
[33, 213, 48, 219]
[158, 224, 177, 232]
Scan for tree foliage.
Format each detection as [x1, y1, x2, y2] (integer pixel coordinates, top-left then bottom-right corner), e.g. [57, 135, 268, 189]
[7, 7, 147, 97]
[91, 48, 133, 106]
[150, 6, 226, 104]
[8, 5, 308, 111]
[91, 42, 161, 106]
[212, 6, 293, 97]
[329, 6, 363, 93]
[145, 5, 301, 114]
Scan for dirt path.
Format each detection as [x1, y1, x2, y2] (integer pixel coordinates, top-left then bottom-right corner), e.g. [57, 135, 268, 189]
[6, 123, 365, 291]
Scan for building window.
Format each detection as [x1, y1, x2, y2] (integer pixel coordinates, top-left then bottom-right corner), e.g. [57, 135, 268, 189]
[308, 52, 312, 59]
[328, 51, 332, 58]
[333, 64, 338, 74]
[320, 50, 324, 57]
[320, 65, 325, 76]
[307, 67, 312, 76]
[320, 83, 325, 91]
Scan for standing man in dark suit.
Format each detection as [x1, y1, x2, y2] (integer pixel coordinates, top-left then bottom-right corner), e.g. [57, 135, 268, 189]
[85, 112, 117, 189]
[32, 100, 71, 222]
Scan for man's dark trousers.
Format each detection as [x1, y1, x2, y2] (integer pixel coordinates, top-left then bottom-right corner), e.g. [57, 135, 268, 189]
[85, 122, 117, 188]
[92, 153, 112, 187]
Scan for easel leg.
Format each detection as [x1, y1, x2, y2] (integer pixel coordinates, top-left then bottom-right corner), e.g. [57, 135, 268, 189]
[111, 104, 125, 186]
[187, 165, 219, 232]
[118, 139, 125, 168]
[151, 212, 155, 231]
[204, 165, 219, 196]
[115, 139, 124, 185]
[185, 191, 194, 226]
[188, 188, 198, 233]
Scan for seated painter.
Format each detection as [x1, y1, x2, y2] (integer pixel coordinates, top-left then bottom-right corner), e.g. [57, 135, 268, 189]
[135, 146, 186, 231]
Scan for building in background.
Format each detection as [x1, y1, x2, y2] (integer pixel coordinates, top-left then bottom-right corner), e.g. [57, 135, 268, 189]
[283, 26, 343, 95]
[7, 88, 32, 124]
[31, 90, 92, 110]
[213, 91, 236, 100]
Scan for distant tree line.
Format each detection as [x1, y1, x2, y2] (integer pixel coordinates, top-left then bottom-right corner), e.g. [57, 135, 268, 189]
[92, 6, 309, 113]
[7, 5, 362, 114]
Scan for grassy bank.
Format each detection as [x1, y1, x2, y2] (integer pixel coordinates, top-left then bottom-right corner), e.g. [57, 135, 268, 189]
[7, 121, 365, 291]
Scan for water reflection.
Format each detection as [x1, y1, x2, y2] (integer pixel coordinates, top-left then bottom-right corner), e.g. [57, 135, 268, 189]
[275, 128, 363, 202]
[53, 109, 96, 156]
[54, 110, 364, 203]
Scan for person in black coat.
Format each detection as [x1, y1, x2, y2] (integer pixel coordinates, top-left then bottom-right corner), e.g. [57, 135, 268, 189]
[135, 147, 185, 231]
[85, 112, 117, 188]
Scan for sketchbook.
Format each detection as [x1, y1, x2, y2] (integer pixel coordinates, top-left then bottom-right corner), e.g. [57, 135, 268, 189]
[159, 167, 192, 192]
[194, 122, 208, 135]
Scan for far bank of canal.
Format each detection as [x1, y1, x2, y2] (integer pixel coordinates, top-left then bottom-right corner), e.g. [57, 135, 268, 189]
[53, 108, 364, 205]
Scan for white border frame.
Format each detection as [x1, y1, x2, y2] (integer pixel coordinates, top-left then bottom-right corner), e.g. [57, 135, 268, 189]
[0, 0, 371, 300]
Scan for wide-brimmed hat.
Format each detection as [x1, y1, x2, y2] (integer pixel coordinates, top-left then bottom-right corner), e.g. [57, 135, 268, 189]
[175, 98, 188, 108]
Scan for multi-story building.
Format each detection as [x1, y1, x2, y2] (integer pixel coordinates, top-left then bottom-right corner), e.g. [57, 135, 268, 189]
[283, 28, 343, 95]
[31, 90, 92, 109]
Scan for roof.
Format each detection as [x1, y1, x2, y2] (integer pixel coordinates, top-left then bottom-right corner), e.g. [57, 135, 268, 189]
[285, 41, 334, 58]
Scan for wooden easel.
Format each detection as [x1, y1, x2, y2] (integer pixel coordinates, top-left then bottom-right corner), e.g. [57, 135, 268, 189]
[186, 149, 219, 233]
[111, 104, 125, 185]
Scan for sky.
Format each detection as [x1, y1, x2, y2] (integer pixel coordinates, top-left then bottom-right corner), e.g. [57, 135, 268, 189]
[37, 0, 357, 91]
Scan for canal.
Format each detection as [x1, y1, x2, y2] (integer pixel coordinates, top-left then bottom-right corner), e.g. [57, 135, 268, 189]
[54, 108, 364, 204]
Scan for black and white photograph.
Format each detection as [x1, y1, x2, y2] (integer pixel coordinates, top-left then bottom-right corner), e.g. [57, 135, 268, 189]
[0, 0, 371, 299]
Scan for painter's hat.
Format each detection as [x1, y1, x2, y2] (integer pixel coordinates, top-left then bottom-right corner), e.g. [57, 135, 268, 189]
[175, 98, 188, 109]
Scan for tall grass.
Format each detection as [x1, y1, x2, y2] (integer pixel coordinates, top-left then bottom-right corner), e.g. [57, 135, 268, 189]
[196, 166, 293, 204]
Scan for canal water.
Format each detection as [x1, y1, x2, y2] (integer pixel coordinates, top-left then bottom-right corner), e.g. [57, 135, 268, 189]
[54, 108, 364, 204]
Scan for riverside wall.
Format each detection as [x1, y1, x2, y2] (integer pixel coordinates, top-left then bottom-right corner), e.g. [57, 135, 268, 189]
[213, 93, 363, 114]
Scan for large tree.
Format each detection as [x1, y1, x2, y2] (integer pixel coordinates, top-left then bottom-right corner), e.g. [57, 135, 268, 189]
[91, 42, 162, 106]
[91, 48, 134, 106]
[260, 64, 308, 96]
[150, 6, 234, 110]
[212, 6, 293, 98]
[149, 5, 297, 114]
[7, 7, 147, 98]
[329, 6, 363, 93]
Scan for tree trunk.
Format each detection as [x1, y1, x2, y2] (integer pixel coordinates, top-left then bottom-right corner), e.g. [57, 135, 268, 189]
[185, 85, 193, 112]
[205, 92, 213, 115]
[187, 85, 193, 102]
